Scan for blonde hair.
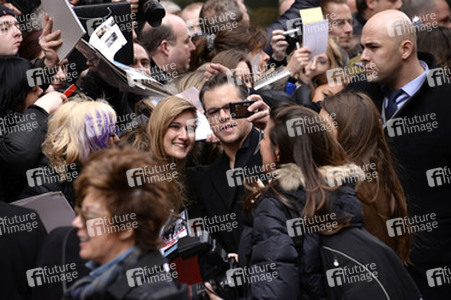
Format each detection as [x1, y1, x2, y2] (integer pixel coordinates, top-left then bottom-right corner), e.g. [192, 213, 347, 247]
[147, 96, 197, 163]
[42, 96, 117, 178]
[146, 96, 197, 213]
[326, 38, 346, 69]
[175, 70, 207, 93]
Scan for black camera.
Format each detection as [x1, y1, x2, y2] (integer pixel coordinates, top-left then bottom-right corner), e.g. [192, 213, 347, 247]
[187, 236, 244, 300]
[139, 0, 165, 27]
[189, 259, 243, 300]
[283, 17, 303, 55]
[160, 213, 244, 300]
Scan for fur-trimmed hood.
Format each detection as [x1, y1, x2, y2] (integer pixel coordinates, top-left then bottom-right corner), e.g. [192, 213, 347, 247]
[274, 163, 365, 192]
[271, 162, 364, 228]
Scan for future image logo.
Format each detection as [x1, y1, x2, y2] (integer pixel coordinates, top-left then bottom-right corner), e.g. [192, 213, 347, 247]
[86, 213, 138, 237]
[187, 214, 238, 237]
[0, 212, 39, 236]
[426, 267, 451, 287]
[126, 263, 177, 287]
[386, 114, 438, 137]
[26, 264, 78, 287]
[26, 68, 46, 87]
[26, 64, 79, 88]
[125, 164, 178, 187]
[86, 17, 105, 36]
[326, 68, 348, 87]
[325, 163, 376, 187]
[326, 65, 374, 87]
[386, 213, 438, 237]
[326, 264, 378, 287]
[26, 164, 79, 188]
[226, 264, 278, 287]
[388, 14, 438, 38]
[286, 113, 337, 137]
[286, 213, 338, 237]
[426, 166, 451, 187]
[427, 67, 451, 87]
[226, 164, 276, 187]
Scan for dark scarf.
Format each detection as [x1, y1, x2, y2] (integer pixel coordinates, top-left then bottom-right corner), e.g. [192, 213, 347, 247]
[64, 248, 141, 300]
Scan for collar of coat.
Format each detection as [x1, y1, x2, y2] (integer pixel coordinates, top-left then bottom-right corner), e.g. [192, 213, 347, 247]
[274, 163, 365, 192]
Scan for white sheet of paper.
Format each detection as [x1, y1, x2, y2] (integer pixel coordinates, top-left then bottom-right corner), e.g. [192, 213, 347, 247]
[302, 20, 329, 57]
[194, 111, 214, 141]
[89, 17, 127, 62]
[176, 87, 204, 114]
[175, 87, 213, 141]
[41, 0, 86, 60]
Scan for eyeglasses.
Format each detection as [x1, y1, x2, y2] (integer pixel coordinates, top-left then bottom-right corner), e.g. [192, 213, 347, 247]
[74, 205, 109, 225]
[205, 103, 231, 117]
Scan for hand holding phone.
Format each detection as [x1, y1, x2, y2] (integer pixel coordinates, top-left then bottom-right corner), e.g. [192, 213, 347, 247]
[245, 95, 270, 130]
[229, 100, 257, 119]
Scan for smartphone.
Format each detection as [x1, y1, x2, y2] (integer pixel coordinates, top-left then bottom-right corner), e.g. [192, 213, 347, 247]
[229, 100, 257, 119]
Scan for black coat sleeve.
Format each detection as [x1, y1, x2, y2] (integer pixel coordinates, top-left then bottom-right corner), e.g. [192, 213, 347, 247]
[0, 106, 49, 175]
[245, 196, 301, 300]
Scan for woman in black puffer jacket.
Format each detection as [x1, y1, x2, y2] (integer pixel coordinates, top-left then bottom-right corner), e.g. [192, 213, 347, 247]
[238, 102, 364, 300]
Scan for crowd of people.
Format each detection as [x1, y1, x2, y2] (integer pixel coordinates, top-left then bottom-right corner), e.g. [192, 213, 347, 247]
[0, 0, 450, 299]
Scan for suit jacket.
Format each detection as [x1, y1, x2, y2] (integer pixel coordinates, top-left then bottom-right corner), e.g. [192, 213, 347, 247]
[0, 202, 47, 300]
[188, 128, 263, 253]
[344, 53, 451, 299]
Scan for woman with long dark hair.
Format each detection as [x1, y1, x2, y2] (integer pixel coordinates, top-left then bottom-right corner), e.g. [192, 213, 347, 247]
[320, 92, 411, 264]
[0, 57, 66, 202]
[235, 102, 364, 299]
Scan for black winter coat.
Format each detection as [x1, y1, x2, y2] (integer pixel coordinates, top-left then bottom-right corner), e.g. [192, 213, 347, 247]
[239, 163, 364, 300]
[19, 155, 78, 207]
[0, 202, 47, 300]
[0, 105, 49, 203]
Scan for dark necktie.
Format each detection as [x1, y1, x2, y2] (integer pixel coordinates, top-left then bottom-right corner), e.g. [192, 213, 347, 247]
[384, 88, 404, 119]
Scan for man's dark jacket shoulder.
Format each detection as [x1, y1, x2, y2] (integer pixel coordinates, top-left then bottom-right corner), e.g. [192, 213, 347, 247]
[187, 128, 262, 253]
[0, 202, 47, 300]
